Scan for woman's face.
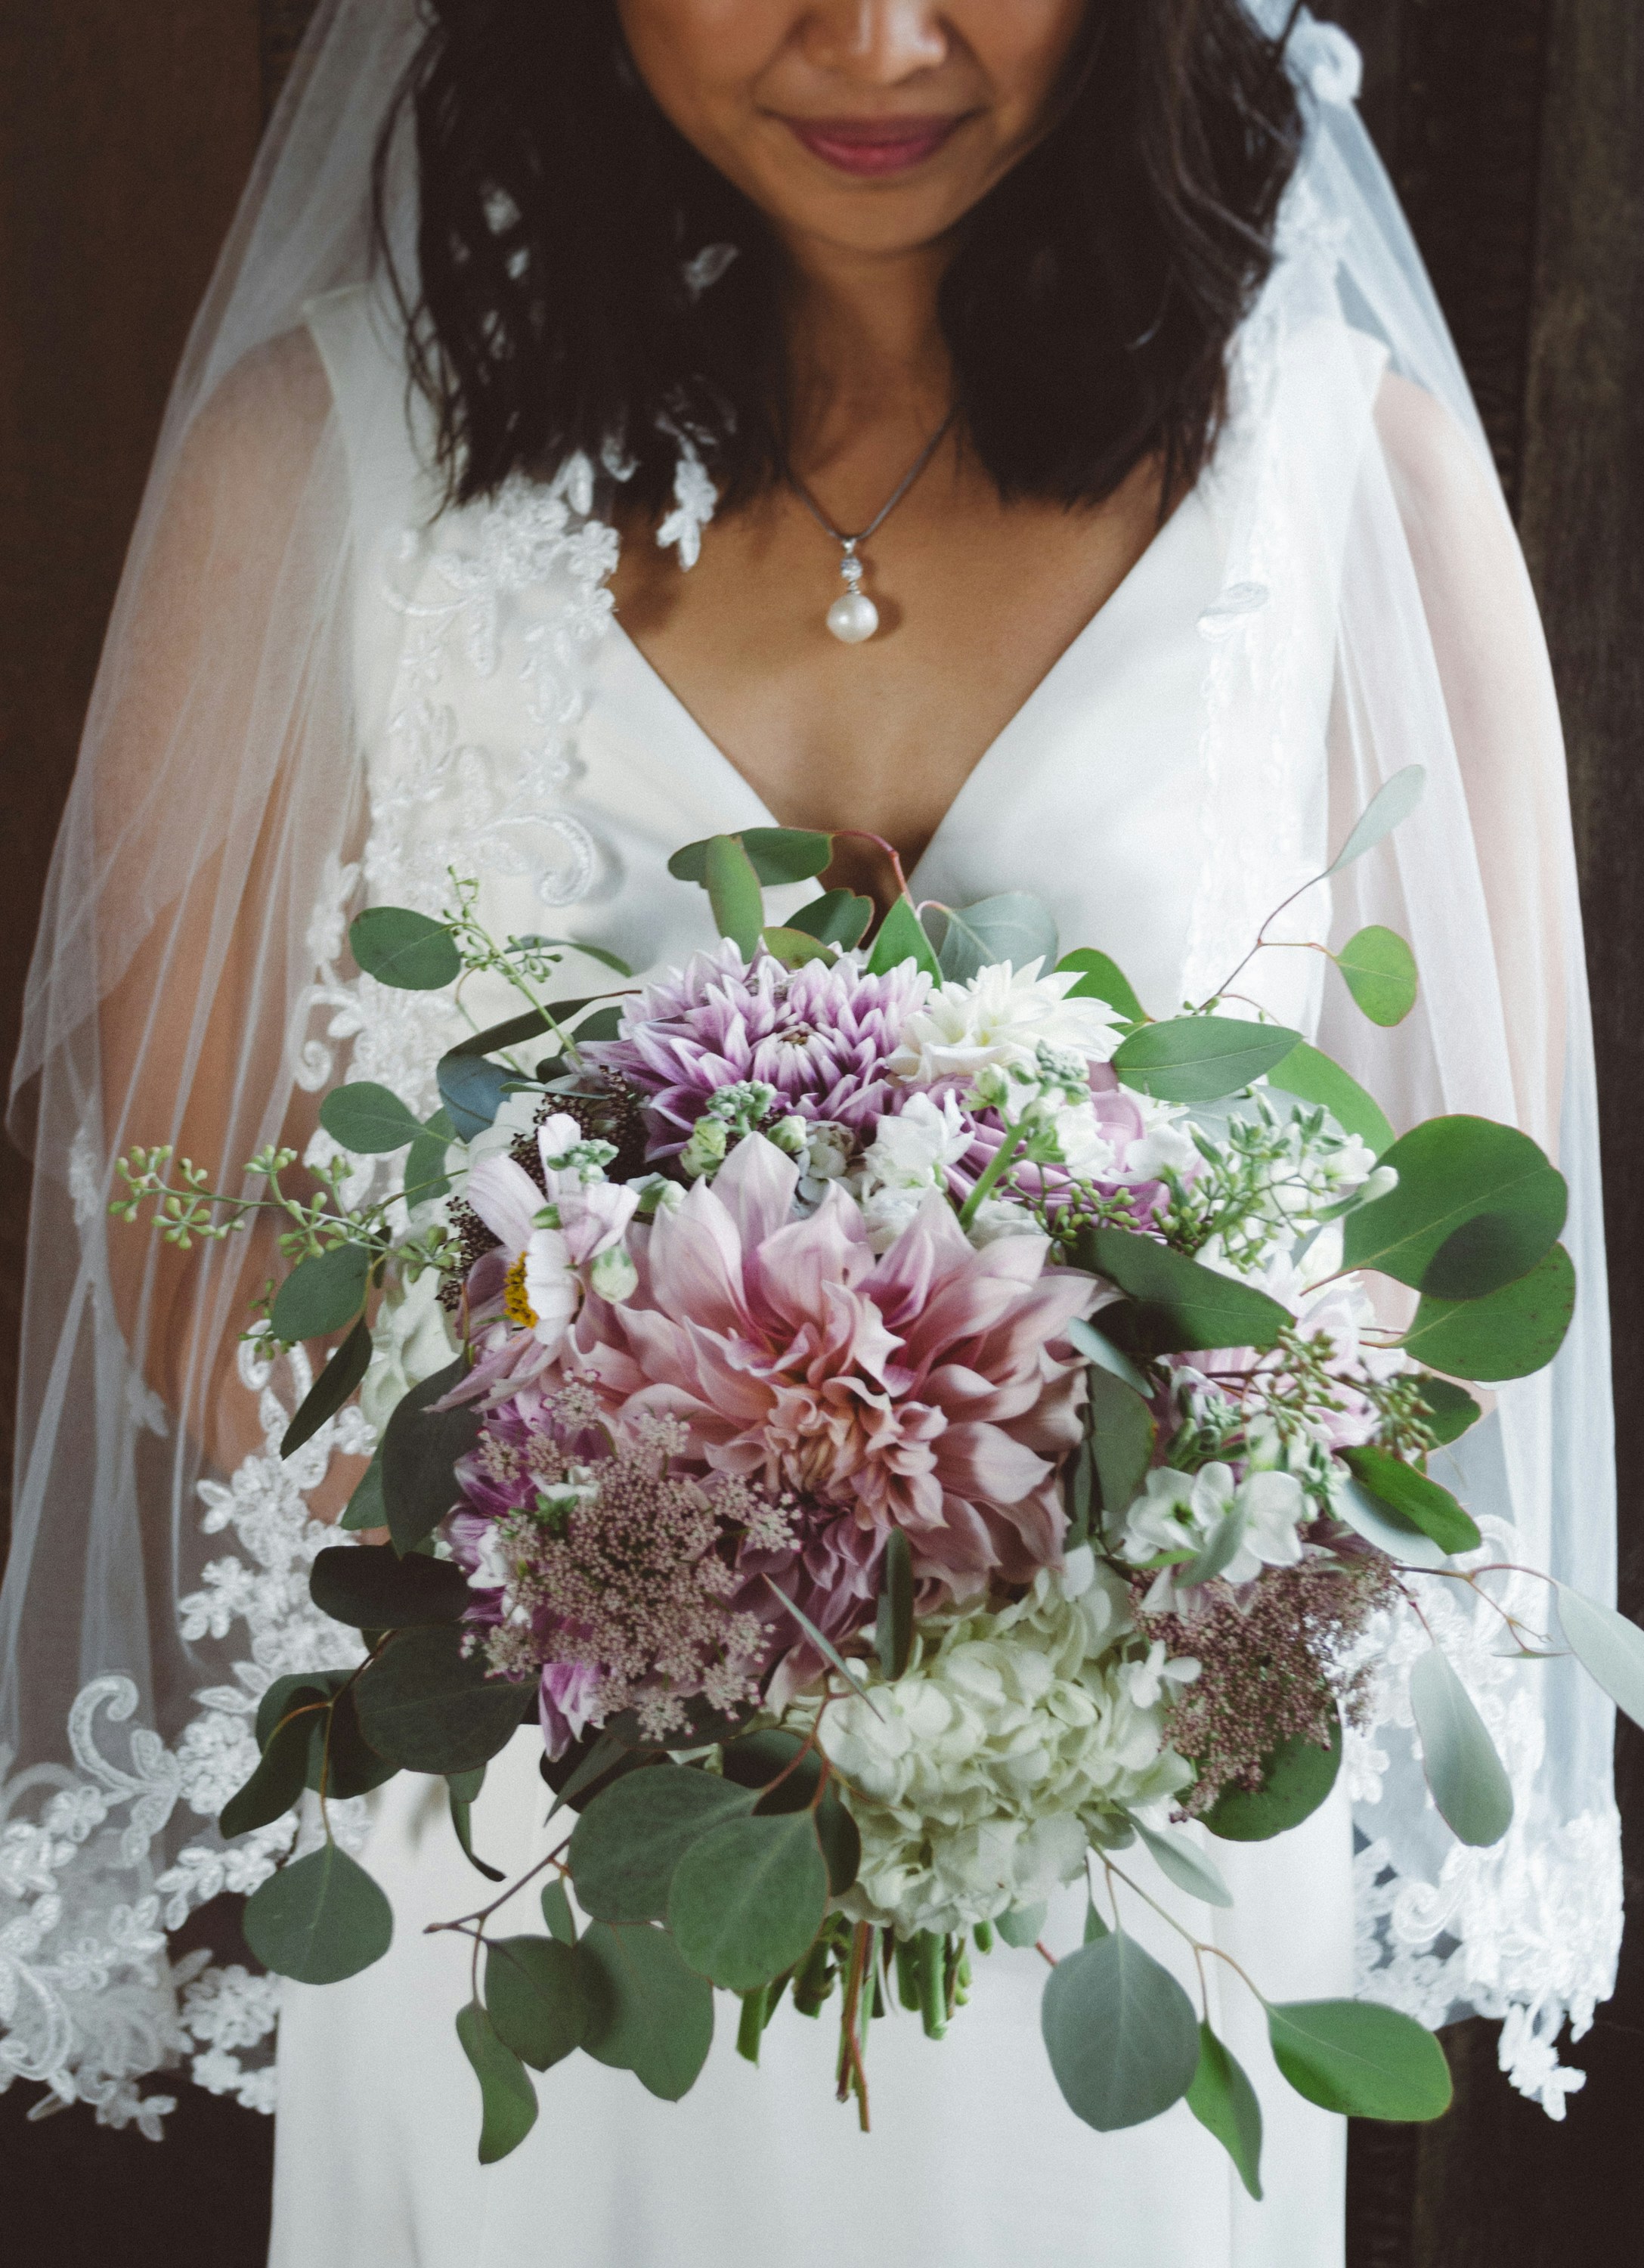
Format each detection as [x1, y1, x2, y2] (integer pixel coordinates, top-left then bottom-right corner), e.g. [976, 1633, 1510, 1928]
[615, 1, 1088, 257]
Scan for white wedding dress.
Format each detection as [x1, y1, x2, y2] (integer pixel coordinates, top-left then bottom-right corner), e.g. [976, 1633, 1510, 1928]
[265, 285, 1361, 2268]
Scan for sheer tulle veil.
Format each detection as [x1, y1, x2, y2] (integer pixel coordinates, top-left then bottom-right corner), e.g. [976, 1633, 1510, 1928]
[0, 0, 1618, 2127]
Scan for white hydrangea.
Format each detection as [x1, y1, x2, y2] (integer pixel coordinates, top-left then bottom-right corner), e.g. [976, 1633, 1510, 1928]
[800, 1549, 1194, 1938]
[885, 960, 1124, 1092]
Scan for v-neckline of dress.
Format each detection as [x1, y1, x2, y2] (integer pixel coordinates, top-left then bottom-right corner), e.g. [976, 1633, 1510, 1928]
[603, 485, 1205, 897]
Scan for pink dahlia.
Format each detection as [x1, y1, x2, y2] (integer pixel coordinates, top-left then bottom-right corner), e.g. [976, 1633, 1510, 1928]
[584, 940, 931, 1158]
[558, 1133, 1094, 1622]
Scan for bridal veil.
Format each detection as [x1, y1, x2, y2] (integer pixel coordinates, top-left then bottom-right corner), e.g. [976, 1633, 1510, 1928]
[0, 0, 1617, 2127]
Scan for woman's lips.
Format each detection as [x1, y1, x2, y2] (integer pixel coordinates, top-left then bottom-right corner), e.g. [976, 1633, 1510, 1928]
[779, 115, 967, 177]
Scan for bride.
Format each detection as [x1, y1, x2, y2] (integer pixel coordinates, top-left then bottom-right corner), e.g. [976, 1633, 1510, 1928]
[0, 3, 1618, 2264]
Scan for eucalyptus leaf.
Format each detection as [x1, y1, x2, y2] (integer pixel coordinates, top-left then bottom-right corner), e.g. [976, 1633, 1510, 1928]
[280, 1315, 373, 1458]
[927, 894, 1059, 984]
[788, 889, 873, 950]
[1187, 2025, 1264, 2200]
[867, 894, 942, 981]
[436, 1055, 514, 1142]
[668, 827, 833, 886]
[720, 1730, 860, 1897]
[543, 1727, 646, 1818]
[243, 1842, 394, 1985]
[319, 1080, 426, 1156]
[1135, 1821, 1234, 1908]
[1335, 926, 1418, 1026]
[758, 925, 834, 968]
[704, 835, 765, 956]
[351, 906, 461, 992]
[1324, 766, 1426, 877]
[1413, 1375, 1483, 1447]
[1556, 1585, 1644, 1732]
[1204, 1711, 1342, 1842]
[1055, 949, 1146, 1024]
[1041, 1932, 1201, 2131]
[568, 1765, 755, 1923]
[1400, 1243, 1577, 1382]
[1265, 1041, 1395, 1157]
[1342, 1117, 1567, 1295]
[1339, 1445, 1481, 1555]
[513, 934, 633, 975]
[354, 1626, 534, 1774]
[448, 1765, 504, 1883]
[219, 1690, 323, 1839]
[1409, 1649, 1514, 1847]
[875, 1528, 914, 1680]
[310, 1541, 472, 1629]
[312, 1685, 401, 1800]
[270, 1244, 371, 1345]
[485, 1935, 589, 2071]
[1267, 1998, 1451, 2121]
[1333, 1477, 1454, 1569]
[1067, 1315, 1151, 1396]
[1074, 1226, 1291, 1358]
[995, 1903, 1048, 1950]
[576, 1920, 715, 2099]
[339, 1448, 388, 1532]
[542, 1878, 578, 1944]
[381, 1354, 481, 1555]
[1112, 1016, 1302, 1103]
[668, 1812, 830, 1991]
[455, 2001, 538, 2164]
[255, 1669, 348, 1753]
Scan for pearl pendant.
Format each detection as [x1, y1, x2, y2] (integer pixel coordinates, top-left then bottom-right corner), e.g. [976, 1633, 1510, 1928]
[827, 590, 880, 643]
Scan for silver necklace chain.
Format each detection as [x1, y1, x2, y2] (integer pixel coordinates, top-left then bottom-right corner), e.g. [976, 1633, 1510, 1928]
[785, 410, 958, 645]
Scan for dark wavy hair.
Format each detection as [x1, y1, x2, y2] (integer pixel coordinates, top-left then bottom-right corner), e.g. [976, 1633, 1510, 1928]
[376, 1, 1307, 517]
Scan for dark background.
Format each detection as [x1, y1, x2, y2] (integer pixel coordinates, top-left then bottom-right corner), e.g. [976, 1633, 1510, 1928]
[1, 2, 1639, 2260]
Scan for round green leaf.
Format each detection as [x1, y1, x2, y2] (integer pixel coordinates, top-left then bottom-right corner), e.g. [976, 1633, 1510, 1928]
[319, 1080, 426, 1156]
[354, 1625, 534, 1774]
[314, 1686, 401, 1800]
[219, 1689, 324, 1839]
[1342, 1117, 1567, 1294]
[381, 1355, 481, 1555]
[1400, 1242, 1577, 1382]
[995, 1902, 1048, 1950]
[1335, 925, 1418, 1026]
[1265, 1041, 1395, 1157]
[310, 1541, 471, 1629]
[1556, 1585, 1644, 1733]
[541, 1879, 578, 1945]
[575, 1921, 715, 2099]
[1339, 1445, 1481, 1556]
[1066, 1316, 1151, 1397]
[867, 894, 942, 981]
[270, 1244, 371, 1345]
[668, 827, 833, 886]
[1204, 1710, 1342, 1842]
[1409, 1649, 1514, 1847]
[1267, 1999, 1452, 2121]
[1187, 2024, 1264, 2199]
[350, 906, 461, 992]
[667, 1811, 829, 1991]
[1056, 949, 1146, 1024]
[1112, 1016, 1302, 1103]
[720, 1730, 861, 1898]
[1333, 1477, 1454, 1569]
[568, 1765, 754, 1923]
[1041, 1932, 1201, 2131]
[455, 2001, 538, 2163]
[243, 1843, 393, 1984]
[1075, 1226, 1292, 1357]
[1084, 1367, 1159, 1538]
[788, 889, 873, 950]
[339, 1448, 388, 1532]
[759, 926, 834, 968]
[928, 894, 1059, 984]
[485, 1935, 589, 2071]
[1413, 1375, 1483, 1447]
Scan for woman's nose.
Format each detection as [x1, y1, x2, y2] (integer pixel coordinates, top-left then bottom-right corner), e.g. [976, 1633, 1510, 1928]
[798, 2, 951, 85]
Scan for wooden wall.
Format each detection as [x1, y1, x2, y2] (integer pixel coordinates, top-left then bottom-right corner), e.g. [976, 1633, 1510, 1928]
[0, 5, 1638, 2264]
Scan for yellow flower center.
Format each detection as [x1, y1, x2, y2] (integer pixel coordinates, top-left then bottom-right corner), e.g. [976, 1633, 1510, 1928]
[503, 1250, 538, 1331]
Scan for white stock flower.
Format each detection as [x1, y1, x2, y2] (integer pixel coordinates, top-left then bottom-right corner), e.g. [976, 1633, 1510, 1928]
[1119, 1461, 1308, 1588]
[886, 960, 1124, 1092]
[802, 1548, 1193, 1938]
[360, 1266, 457, 1439]
[853, 1092, 974, 1250]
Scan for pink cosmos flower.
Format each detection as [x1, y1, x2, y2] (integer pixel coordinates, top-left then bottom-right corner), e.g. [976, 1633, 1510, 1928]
[559, 1134, 1094, 1611]
[584, 940, 932, 1157]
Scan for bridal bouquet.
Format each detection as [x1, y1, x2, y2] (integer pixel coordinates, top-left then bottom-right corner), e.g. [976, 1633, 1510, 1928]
[116, 771, 1643, 2189]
